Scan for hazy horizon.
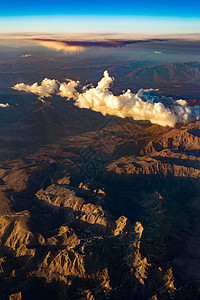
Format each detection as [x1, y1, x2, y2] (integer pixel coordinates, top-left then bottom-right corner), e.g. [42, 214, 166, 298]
[0, 15, 200, 34]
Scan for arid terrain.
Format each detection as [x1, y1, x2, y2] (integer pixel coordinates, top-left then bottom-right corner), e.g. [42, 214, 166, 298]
[0, 38, 200, 299]
[1, 103, 200, 299]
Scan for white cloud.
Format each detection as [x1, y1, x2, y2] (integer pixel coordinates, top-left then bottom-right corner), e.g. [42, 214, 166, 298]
[12, 78, 59, 100]
[58, 80, 79, 98]
[72, 71, 200, 127]
[12, 77, 79, 101]
[0, 103, 10, 108]
[12, 71, 200, 127]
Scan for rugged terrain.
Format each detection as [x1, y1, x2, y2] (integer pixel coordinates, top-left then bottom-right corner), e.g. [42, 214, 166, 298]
[0, 101, 200, 299]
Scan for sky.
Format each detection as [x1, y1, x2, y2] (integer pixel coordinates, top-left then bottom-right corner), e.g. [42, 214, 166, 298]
[0, 0, 200, 33]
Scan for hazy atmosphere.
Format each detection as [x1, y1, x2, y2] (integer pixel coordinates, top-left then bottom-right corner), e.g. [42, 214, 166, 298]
[0, 1, 200, 300]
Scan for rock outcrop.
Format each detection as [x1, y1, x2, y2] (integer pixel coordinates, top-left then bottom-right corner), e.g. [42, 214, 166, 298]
[0, 121, 200, 299]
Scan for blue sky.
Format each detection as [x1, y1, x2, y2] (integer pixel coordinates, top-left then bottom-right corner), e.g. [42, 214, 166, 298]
[0, 0, 200, 33]
[1, 0, 200, 17]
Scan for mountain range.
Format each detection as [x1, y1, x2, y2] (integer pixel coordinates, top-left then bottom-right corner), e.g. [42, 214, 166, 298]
[0, 98, 200, 299]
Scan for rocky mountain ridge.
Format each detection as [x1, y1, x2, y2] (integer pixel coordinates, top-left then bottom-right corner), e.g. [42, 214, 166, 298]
[0, 119, 200, 299]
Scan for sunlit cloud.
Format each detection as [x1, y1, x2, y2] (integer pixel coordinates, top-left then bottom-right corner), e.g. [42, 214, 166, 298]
[12, 78, 59, 100]
[0, 103, 10, 108]
[12, 78, 78, 100]
[12, 71, 200, 127]
[34, 40, 85, 53]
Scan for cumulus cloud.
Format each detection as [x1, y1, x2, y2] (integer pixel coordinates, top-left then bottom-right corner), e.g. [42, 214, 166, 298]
[58, 80, 79, 98]
[71, 71, 200, 127]
[12, 71, 200, 127]
[12, 78, 59, 100]
[12, 77, 79, 101]
[0, 103, 10, 108]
